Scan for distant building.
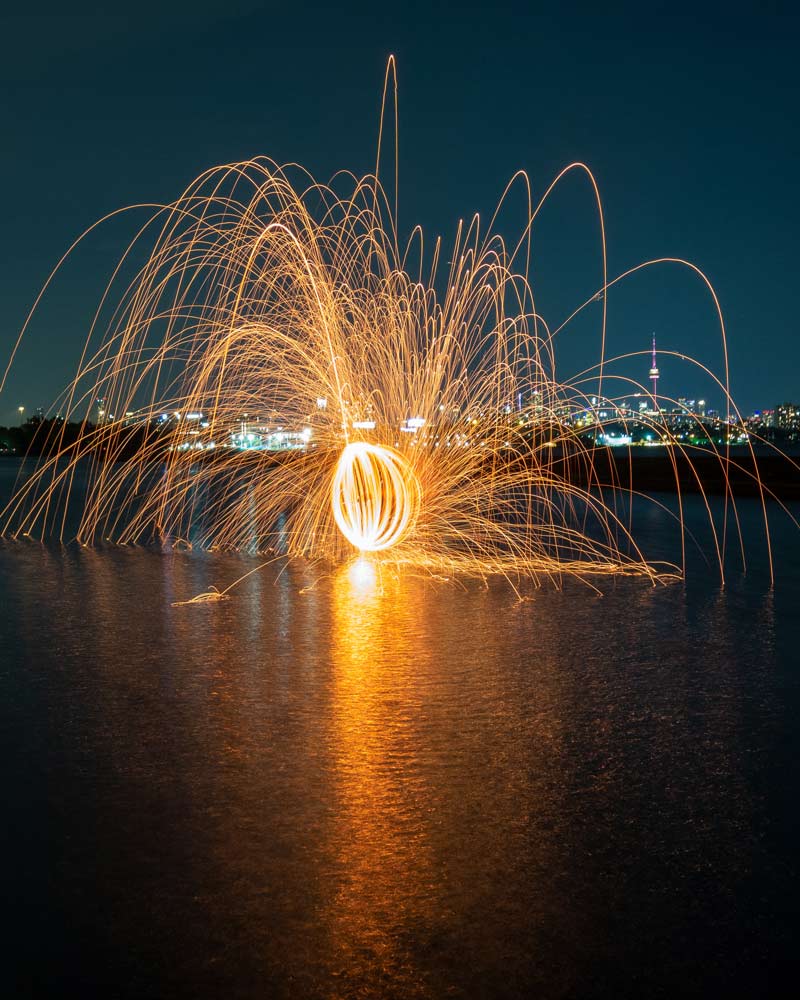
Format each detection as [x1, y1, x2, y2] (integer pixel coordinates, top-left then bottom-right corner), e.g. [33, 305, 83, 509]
[648, 333, 659, 410]
[775, 402, 800, 433]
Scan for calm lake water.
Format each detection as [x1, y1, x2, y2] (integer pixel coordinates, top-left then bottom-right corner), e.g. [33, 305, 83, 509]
[1, 459, 799, 998]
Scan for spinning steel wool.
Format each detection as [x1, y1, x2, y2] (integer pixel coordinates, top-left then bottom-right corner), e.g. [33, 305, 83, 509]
[0, 63, 774, 589]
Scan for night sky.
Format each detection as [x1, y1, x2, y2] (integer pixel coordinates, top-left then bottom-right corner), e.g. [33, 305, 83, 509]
[1, 2, 797, 422]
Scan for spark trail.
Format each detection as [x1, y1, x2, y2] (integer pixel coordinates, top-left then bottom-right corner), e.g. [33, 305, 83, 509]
[0, 64, 777, 588]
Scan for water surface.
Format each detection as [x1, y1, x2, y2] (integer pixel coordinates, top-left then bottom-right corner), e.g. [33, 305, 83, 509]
[1, 460, 798, 998]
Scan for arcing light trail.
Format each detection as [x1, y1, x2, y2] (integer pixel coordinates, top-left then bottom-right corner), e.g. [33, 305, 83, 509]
[0, 64, 779, 588]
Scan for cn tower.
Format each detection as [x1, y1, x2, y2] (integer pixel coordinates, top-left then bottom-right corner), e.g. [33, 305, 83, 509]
[649, 333, 659, 409]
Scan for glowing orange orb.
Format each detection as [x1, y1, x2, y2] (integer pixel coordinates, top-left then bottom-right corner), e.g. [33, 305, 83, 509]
[331, 442, 420, 552]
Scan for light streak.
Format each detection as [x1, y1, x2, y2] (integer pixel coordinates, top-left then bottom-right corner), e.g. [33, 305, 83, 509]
[0, 63, 785, 589]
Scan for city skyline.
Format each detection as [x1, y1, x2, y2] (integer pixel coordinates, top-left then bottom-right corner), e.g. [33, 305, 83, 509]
[5, 329, 797, 432]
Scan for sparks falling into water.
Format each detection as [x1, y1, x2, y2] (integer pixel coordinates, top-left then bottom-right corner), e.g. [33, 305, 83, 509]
[0, 62, 780, 589]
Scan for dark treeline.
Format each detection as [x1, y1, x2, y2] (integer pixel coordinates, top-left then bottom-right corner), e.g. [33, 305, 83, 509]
[539, 447, 800, 500]
[1, 417, 83, 456]
[0, 416, 162, 459]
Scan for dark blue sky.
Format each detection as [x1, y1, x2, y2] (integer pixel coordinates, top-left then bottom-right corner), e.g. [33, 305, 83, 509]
[1, 1, 797, 421]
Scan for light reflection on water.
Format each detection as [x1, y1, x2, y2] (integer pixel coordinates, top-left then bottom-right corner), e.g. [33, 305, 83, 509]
[325, 560, 438, 993]
[1, 483, 799, 998]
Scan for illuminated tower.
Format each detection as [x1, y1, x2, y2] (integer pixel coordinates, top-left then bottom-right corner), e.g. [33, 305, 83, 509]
[649, 333, 659, 410]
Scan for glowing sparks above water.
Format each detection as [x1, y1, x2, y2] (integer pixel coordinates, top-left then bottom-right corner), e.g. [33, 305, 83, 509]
[0, 61, 781, 589]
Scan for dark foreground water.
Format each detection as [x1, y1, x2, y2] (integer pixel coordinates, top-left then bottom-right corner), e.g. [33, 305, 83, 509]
[1, 463, 799, 998]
